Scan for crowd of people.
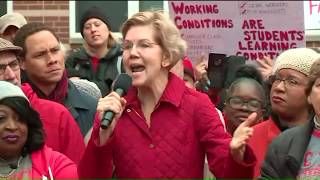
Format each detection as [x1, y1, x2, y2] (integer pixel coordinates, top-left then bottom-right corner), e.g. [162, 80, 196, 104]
[0, 7, 320, 179]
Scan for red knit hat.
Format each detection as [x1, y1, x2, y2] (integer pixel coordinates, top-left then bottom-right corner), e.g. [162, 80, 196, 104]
[183, 56, 195, 81]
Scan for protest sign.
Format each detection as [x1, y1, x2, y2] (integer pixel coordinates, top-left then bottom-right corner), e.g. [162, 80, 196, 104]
[305, 0, 320, 30]
[169, 1, 305, 63]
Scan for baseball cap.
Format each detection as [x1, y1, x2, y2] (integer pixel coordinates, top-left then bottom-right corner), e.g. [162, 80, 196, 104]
[0, 12, 27, 34]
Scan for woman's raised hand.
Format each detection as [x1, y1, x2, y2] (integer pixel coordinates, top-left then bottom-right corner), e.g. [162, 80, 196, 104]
[230, 112, 257, 163]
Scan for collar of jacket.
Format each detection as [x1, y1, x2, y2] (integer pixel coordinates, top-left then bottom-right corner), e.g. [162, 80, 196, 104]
[21, 83, 37, 104]
[271, 112, 289, 132]
[30, 145, 51, 177]
[125, 73, 185, 108]
[25, 70, 68, 104]
[271, 110, 315, 132]
[285, 117, 314, 177]
[74, 43, 122, 62]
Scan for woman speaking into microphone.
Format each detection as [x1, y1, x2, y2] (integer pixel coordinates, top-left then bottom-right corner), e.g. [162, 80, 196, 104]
[79, 10, 256, 179]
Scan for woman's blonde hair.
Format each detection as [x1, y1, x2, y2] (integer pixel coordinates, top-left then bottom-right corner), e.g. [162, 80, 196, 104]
[121, 10, 187, 69]
[107, 32, 117, 48]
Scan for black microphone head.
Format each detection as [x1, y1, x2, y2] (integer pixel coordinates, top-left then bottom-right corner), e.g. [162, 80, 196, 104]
[112, 73, 132, 95]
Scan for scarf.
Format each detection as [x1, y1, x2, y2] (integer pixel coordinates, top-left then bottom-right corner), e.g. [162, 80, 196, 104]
[27, 70, 68, 104]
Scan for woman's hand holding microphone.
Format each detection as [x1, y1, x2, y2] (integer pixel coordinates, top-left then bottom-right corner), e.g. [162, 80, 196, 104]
[96, 92, 127, 145]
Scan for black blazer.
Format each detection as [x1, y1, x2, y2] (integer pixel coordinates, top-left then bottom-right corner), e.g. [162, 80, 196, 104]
[261, 117, 314, 179]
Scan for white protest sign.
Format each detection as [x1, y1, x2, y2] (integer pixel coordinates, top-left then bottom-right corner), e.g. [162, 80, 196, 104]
[305, 0, 320, 30]
[169, 1, 305, 63]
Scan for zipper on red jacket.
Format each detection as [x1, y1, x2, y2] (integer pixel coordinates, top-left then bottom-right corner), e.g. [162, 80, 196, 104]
[131, 107, 143, 120]
[131, 107, 154, 129]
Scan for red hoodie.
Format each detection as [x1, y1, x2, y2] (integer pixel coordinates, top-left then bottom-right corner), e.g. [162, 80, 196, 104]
[21, 83, 85, 165]
[31, 145, 78, 179]
[248, 117, 281, 178]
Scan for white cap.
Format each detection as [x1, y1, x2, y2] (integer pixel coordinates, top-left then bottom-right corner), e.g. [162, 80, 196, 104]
[0, 12, 27, 34]
[0, 81, 29, 102]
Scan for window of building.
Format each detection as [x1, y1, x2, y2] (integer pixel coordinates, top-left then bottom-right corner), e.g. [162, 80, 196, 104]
[139, 1, 163, 11]
[0, 1, 9, 16]
[70, 1, 168, 43]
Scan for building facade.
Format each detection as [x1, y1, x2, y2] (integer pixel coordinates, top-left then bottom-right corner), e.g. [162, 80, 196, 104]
[3, 1, 320, 50]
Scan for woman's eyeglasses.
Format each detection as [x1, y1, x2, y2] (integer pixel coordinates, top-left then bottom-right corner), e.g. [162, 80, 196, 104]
[269, 75, 304, 88]
[121, 40, 159, 52]
[226, 96, 263, 112]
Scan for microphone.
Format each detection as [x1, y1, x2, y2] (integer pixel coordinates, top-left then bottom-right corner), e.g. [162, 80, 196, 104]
[100, 73, 132, 129]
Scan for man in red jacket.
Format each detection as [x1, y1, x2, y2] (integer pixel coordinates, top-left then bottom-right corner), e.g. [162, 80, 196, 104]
[0, 37, 85, 164]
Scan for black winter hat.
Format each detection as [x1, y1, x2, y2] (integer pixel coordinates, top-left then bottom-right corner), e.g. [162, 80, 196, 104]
[80, 6, 111, 37]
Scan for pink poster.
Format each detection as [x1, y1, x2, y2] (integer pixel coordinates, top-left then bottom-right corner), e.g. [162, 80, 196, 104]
[169, 1, 305, 63]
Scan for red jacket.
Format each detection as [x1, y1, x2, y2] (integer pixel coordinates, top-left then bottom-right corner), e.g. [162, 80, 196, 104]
[79, 74, 256, 179]
[21, 83, 85, 164]
[31, 145, 78, 179]
[248, 118, 281, 178]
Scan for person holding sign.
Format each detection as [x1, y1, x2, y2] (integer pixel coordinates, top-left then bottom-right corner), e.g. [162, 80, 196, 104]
[78, 10, 256, 179]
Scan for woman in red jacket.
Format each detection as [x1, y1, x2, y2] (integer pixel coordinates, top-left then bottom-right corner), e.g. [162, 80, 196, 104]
[79, 10, 256, 179]
[249, 48, 320, 178]
[0, 81, 77, 179]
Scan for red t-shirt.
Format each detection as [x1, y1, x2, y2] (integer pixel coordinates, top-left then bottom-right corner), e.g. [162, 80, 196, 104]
[91, 56, 99, 72]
